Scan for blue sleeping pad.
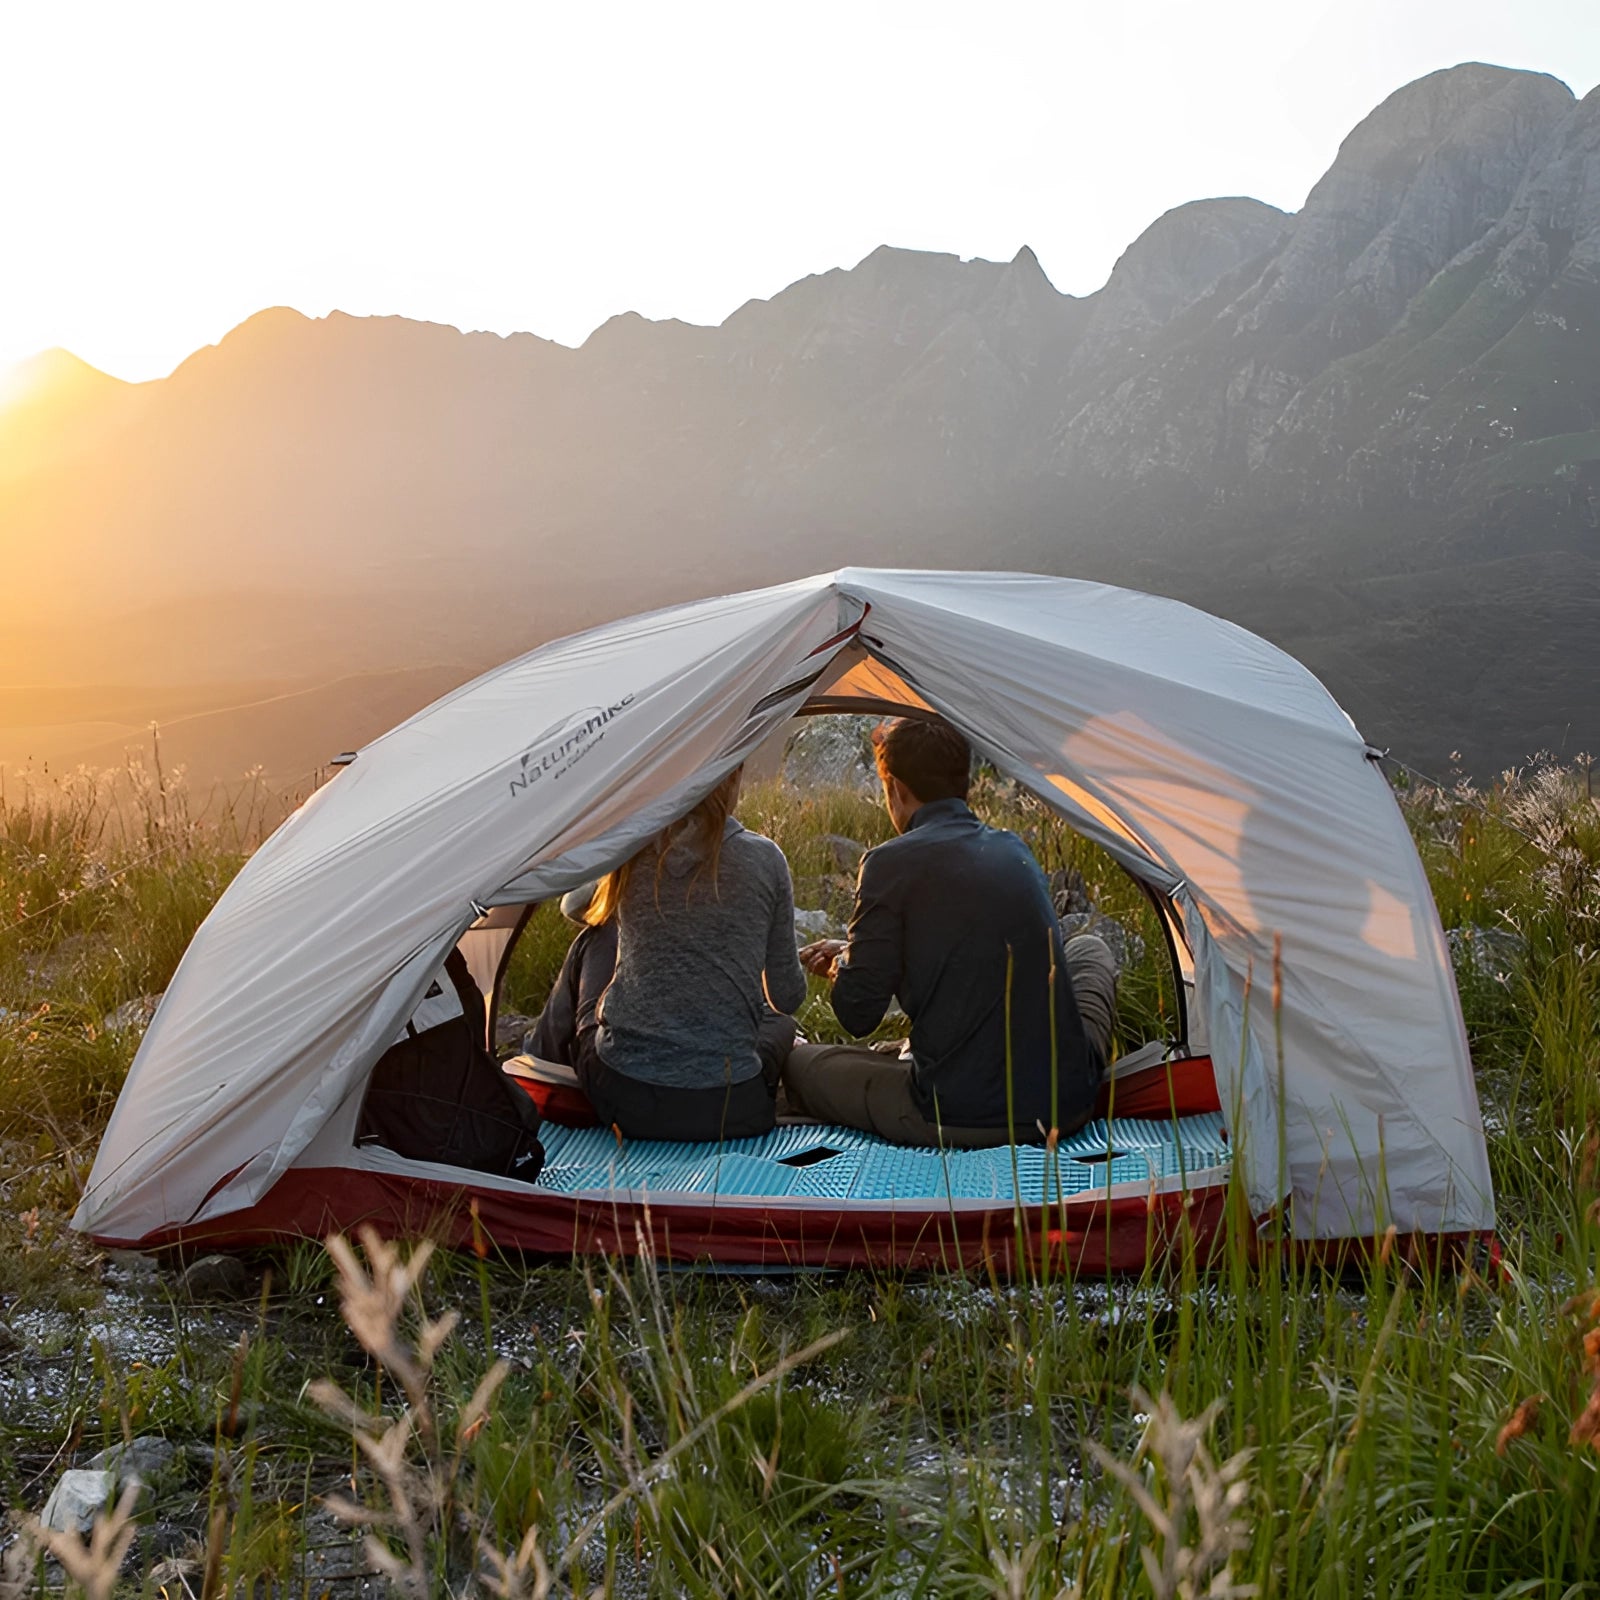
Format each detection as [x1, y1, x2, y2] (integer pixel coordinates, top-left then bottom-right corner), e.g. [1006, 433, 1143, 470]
[533, 1113, 1230, 1206]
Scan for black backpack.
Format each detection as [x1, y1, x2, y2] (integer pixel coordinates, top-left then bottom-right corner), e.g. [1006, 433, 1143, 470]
[358, 949, 544, 1182]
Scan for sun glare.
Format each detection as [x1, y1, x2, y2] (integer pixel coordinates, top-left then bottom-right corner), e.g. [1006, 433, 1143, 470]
[0, 356, 43, 412]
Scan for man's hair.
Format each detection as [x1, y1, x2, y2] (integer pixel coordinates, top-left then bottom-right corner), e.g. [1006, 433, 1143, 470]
[872, 717, 971, 803]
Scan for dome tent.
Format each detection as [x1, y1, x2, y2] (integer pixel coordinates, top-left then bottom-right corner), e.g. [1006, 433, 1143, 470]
[73, 570, 1492, 1263]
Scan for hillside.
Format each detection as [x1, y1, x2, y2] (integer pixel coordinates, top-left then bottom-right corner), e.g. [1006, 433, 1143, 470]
[2, 61, 1597, 777]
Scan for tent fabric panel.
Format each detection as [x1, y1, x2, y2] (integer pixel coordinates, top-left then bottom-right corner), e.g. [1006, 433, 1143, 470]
[76, 578, 863, 1238]
[832, 571, 1490, 1236]
[808, 649, 937, 714]
[457, 912, 523, 1028]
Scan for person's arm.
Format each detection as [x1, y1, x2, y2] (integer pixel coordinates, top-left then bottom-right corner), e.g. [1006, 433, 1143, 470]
[830, 849, 902, 1038]
[763, 850, 809, 1015]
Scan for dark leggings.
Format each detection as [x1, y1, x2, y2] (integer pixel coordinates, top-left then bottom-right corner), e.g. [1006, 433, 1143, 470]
[529, 923, 793, 1142]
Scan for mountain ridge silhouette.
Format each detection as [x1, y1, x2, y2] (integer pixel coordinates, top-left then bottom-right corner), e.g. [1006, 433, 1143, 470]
[4, 60, 1597, 782]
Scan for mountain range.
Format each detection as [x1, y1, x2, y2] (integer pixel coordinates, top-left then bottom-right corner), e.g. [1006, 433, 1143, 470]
[2, 59, 1597, 785]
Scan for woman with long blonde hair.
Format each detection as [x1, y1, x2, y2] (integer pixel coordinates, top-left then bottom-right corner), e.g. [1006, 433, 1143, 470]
[528, 765, 806, 1140]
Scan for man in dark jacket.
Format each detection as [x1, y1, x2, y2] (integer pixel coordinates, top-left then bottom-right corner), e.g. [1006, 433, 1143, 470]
[782, 717, 1116, 1146]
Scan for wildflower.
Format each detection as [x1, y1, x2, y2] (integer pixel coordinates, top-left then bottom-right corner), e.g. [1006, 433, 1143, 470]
[1495, 1394, 1542, 1455]
[1570, 1386, 1600, 1450]
[1578, 1134, 1599, 1195]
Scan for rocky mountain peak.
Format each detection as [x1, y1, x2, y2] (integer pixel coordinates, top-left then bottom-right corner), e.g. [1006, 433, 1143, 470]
[1230, 64, 1573, 344]
[1068, 197, 1289, 376]
[1490, 82, 1600, 280]
[971, 244, 1077, 362]
[1334, 63, 1565, 173]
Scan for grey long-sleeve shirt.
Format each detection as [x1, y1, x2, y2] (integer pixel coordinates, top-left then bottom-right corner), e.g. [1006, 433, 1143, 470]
[595, 818, 807, 1089]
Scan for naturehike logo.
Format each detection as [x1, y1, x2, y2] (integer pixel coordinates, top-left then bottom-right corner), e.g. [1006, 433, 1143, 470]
[508, 696, 635, 797]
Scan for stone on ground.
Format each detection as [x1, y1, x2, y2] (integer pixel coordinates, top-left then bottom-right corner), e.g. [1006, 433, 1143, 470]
[39, 1469, 119, 1534]
[177, 1254, 248, 1299]
[102, 992, 163, 1034]
[87, 1435, 179, 1487]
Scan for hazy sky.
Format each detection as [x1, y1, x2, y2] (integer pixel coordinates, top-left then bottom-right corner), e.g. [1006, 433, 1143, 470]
[3, 0, 1596, 382]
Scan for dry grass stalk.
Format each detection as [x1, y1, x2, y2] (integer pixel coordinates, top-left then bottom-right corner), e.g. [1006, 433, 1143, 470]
[1089, 1387, 1256, 1600]
[9, 1484, 141, 1600]
[985, 1534, 1077, 1600]
[477, 1524, 554, 1600]
[309, 1227, 508, 1598]
[308, 1226, 847, 1595]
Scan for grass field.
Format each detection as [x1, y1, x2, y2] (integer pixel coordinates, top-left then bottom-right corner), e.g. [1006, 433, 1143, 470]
[0, 753, 1596, 1597]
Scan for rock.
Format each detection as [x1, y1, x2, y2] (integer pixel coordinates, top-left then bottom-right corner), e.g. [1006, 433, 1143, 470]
[794, 908, 840, 942]
[782, 718, 879, 790]
[177, 1254, 248, 1300]
[39, 1469, 119, 1534]
[792, 874, 858, 930]
[103, 992, 163, 1034]
[494, 1010, 535, 1051]
[86, 1436, 178, 1488]
[818, 834, 867, 872]
[1447, 925, 1525, 985]
[103, 1249, 160, 1284]
[1060, 911, 1146, 977]
[1049, 868, 1094, 918]
[1047, 871, 1145, 973]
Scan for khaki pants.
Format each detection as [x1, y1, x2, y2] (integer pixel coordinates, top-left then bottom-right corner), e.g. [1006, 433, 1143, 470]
[783, 934, 1118, 1148]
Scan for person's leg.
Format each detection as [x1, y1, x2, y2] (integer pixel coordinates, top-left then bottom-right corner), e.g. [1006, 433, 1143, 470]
[1063, 933, 1118, 1062]
[784, 1041, 911, 1135]
[573, 1040, 776, 1141]
[783, 1043, 1019, 1147]
[697, 1071, 778, 1140]
[527, 922, 618, 1064]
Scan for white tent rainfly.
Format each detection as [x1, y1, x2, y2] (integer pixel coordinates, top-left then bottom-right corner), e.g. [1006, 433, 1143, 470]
[74, 570, 1493, 1269]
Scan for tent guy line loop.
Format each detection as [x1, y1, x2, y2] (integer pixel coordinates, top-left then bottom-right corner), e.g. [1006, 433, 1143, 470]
[1367, 748, 1555, 860]
[0, 829, 199, 935]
